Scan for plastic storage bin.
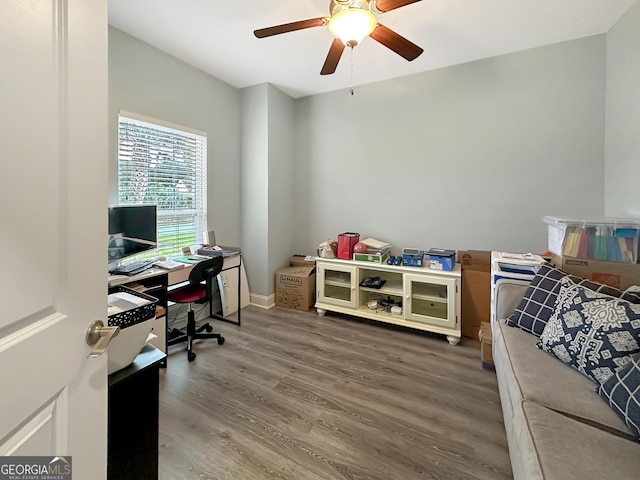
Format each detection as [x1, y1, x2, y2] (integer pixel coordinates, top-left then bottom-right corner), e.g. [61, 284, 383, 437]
[490, 252, 546, 324]
[107, 286, 158, 374]
[543, 216, 640, 263]
[402, 248, 425, 267]
[426, 249, 456, 271]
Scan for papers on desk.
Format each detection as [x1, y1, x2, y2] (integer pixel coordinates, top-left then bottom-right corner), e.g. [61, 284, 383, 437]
[108, 291, 153, 316]
[188, 254, 210, 260]
[108, 273, 129, 282]
[154, 259, 185, 271]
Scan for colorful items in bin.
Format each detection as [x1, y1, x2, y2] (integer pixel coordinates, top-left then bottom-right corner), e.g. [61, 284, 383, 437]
[337, 232, 360, 260]
[402, 248, 425, 267]
[543, 216, 640, 264]
[426, 248, 456, 271]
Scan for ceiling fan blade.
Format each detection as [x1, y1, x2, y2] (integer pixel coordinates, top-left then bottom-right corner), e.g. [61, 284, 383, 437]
[254, 17, 327, 38]
[369, 24, 423, 61]
[374, 0, 421, 13]
[320, 38, 346, 75]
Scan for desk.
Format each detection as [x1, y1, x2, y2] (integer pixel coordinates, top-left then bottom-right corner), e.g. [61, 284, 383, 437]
[107, 253, 243, 359]
[108, 344, 165, 480]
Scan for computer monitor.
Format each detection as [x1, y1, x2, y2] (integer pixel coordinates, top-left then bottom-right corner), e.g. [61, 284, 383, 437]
[108, 204, 157, 265]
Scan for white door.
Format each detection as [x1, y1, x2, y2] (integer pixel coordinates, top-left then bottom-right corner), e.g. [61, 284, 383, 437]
[0, 0, 108, 478]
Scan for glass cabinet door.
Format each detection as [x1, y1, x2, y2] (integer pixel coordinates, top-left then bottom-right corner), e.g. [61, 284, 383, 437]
[317, 263, 357, 309]
[403, 274, 457, 329]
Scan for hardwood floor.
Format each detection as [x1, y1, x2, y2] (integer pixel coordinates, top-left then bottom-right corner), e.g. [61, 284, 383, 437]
[158, 306, 512, 480]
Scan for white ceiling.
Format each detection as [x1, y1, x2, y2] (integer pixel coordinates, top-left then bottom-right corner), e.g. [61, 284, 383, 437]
[108, 0, 637, 99]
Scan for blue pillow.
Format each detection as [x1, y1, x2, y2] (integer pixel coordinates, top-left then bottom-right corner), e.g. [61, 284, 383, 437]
[597, 352, 640, 438]
[507, 264, 640, 337]
[537, 277, 640, 384]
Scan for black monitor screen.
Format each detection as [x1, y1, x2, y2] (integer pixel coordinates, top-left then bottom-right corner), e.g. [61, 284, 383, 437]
[108, 204, 157, 264]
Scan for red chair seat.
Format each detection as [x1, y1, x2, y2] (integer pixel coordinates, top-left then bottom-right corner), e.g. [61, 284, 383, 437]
[168, 284, 207, 304]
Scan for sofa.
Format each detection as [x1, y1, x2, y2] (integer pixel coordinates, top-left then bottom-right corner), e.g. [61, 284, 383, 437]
[492, 264, 640, 479]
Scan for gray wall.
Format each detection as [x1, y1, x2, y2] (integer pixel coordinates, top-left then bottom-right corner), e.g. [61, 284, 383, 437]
[267, 86, 296, 292]
[109, 15, 640, 303]
[240, 84, 269, 296]
[605, 1, 640, 217]
[108, 27, 242, 247]
[293, 36, 607, 257]
[240, 84, 297, 298]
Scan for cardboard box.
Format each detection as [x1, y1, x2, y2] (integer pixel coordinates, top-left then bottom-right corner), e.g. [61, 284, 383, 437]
[275, 265, 316, 312]
[458, 250, 491, 339]
[478, 321, 494, 370]
[289, 255, 316, 267]
[550, 254, 640, 290]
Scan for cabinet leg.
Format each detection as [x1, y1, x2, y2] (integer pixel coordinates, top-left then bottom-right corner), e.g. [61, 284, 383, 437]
[446, 335, 460, 346]
[317, 308, 326, 316]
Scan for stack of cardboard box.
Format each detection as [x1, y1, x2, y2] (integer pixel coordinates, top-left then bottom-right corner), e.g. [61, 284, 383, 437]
[458, 250, 491, 340]
[478, 321, 494, 370]
[275, 256, 317, 312]
[549, 254, 640, 291]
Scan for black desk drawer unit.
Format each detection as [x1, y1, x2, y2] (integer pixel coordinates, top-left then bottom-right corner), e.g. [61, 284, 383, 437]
[108, 345, 166, 480]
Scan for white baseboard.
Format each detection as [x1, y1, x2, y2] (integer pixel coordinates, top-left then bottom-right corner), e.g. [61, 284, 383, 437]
[249, 292, 275, 309]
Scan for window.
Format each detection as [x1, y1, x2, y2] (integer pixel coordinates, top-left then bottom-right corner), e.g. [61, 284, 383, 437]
[117, 111, 207, 257]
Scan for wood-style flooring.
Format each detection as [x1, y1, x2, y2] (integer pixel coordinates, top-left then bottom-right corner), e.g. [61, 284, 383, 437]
[158, 306, 512, 480]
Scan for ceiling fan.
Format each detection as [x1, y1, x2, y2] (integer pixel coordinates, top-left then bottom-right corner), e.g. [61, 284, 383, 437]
[254, 0, 424, 75]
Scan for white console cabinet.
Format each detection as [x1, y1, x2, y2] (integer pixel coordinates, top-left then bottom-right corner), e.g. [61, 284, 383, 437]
[315, 258, 462, 345]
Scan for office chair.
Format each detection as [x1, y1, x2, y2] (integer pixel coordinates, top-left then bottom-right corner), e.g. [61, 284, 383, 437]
[167, 256, 225, 361]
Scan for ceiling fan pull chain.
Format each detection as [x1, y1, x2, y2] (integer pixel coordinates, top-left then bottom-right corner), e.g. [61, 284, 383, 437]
[349, 46, 355, 95]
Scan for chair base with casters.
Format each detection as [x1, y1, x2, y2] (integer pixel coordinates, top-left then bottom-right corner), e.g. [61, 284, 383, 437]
[167, 256, 226, 362]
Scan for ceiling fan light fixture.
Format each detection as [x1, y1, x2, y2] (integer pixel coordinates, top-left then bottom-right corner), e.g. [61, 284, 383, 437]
[328, 8, 377, 47]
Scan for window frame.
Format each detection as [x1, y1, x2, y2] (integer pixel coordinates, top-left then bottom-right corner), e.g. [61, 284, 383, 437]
[117, 110, 208, 258]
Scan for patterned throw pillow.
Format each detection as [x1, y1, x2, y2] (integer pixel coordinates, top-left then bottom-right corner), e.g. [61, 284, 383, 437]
[537, 277, 640, 384]
[506, 264, 640, 337]
[597, 352, 640, 438]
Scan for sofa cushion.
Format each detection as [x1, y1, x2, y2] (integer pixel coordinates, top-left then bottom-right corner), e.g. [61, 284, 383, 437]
[537, 277, 640, 384]
[598, 352, 640, 438]
[506, 264, 640, 337]
[493, 317, 630, 436]
[520, 401, 640, 480]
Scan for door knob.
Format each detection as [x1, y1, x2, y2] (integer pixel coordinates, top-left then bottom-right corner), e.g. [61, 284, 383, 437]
[86, 320, 120, 359]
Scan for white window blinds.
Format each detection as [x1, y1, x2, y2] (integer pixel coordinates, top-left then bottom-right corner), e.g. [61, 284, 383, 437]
[117, 111, 207, 257]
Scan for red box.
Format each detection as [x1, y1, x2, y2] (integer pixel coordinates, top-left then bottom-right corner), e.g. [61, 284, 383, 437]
[337, 232, 360, 260]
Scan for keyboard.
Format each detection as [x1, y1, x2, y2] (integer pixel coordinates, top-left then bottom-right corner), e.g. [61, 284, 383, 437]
[109, 258, 156, 276]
